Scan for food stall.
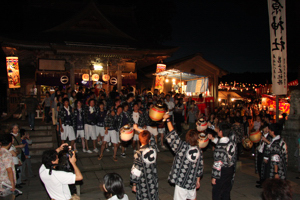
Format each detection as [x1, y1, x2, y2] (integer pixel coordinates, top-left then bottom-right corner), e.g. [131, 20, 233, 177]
[153, 69, 214, 114]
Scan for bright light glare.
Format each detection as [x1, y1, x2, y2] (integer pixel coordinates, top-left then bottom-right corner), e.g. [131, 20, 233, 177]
[94, 64, 103, 70]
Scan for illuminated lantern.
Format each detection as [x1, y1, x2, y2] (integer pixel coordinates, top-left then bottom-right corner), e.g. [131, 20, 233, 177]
[82, 74, 89, 81]
[102, 74, 110, 82]
[149, 103, 166, 121]
[196, 118, 208, 132]
[198, 132, 209, 148]
[6, 57, 21, 88]
[242, 137, 253, 149]
[92, 74, 99, 81]
[120, 124, 134, 141]
[155, 63, 166, 91]
[249, 130, 262, 143]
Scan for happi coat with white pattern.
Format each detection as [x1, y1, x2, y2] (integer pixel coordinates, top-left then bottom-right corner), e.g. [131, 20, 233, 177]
[268, 136, 288, 179]
[130, 135, 158, 200]
[165, 130, 203, 190]
[212, 137, 236, 180]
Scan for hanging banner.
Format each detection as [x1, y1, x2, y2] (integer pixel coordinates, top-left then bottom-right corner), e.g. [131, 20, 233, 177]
[195, 78, 209, 93]
[155, 63, 166, 91]
[6, 57, 21, 88]
[268, 0, 287, 95]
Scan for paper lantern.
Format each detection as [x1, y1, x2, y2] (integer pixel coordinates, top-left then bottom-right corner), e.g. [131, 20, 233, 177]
[149, 104, 166, 121]
[6, 57, 21, 88]
[242, 137, 253, 149]
[198, 132, 209, 148]
[249, 130, 262, 143]
[82, 74, 89, 81]
[92, 74, 99, 81]
[102, 74, 110, 82]
[120, 124, 134, 141]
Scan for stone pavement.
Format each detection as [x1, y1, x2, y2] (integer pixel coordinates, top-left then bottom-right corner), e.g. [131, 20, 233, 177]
[14, 146, 300, 200]
[2, 119, 300, 199]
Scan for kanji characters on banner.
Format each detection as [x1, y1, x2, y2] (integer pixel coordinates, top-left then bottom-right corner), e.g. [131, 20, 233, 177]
[268, 0, 287, 95]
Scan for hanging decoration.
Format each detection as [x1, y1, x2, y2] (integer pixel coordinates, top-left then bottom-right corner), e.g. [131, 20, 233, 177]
[92, 74, 99, 81]
[82, 74, 89, 81]
[6, 56, 21, 88]
[155, 63, 166, 91]
[102, 74, 110, 82]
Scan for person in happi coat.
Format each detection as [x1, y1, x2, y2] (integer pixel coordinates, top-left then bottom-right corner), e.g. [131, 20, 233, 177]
[73, 100, 88, 153]
[98, 109, 118, 161]
[95, 101, 107, 148]
[131, 102, 146, 152]
[255, 122, 272, 188]
[118, 103, 132, 158]
[264, 123, 288, 180]
[130, 124, 158, 200]
[163, 113, 202, 200]
[59, 98, 76, 148]
[211, 122, 237, 200]
[83, 99, 98, 153]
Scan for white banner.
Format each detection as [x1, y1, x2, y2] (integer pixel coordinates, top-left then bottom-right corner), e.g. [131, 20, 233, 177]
[268, 0, 287, 95]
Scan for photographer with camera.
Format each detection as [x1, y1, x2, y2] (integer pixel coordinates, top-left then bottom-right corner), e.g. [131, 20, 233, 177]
[39, 143, 83, 200]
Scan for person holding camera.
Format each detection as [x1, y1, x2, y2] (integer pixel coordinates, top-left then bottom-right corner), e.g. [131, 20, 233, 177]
[39, 143, 83, 200]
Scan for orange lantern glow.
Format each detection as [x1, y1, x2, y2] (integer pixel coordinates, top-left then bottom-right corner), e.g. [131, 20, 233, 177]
[102, 74, 110, 82]
[92, 74, 99, 81]
[82, 74, 89, 81]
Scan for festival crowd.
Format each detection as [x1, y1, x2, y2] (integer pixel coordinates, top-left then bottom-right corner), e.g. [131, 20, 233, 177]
[0, 84, 294, 200]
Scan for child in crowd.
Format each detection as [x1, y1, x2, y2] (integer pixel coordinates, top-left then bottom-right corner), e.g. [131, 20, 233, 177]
[20, 129, 34, 181]
[103, 173, 129, 200]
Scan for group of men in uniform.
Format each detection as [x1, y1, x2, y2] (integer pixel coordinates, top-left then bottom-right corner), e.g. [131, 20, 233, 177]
[57, 94, 288, 200]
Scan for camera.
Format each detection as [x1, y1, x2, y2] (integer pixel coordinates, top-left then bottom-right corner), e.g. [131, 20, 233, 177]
[63, 145, 74, 158]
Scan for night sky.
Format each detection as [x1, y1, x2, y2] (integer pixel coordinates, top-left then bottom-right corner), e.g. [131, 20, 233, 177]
[164, 0, 299, 73]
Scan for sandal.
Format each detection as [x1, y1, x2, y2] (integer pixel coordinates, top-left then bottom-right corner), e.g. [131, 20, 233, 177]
[113, 156, 118, 162]
[98, 155, 103, 160]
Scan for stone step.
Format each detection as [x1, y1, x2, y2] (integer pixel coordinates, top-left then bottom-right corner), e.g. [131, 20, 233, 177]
[19, 125, 53, 131]
[31, 142, 53, 149]
[27, 130, 54, 136]
[30, 155, 42, 164]
[30, 148, 51, 156]
[31, 136, 53, 143]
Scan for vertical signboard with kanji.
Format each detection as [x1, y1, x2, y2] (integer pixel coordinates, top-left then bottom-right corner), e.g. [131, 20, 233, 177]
[268, 0, 287, 95]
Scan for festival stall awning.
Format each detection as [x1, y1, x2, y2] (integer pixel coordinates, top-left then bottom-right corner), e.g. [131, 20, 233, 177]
[153, 69, 205, 81]
[218, 91, 243, 100]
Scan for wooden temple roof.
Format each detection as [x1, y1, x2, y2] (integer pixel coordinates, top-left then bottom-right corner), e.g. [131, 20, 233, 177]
[0, 1, 177, 65]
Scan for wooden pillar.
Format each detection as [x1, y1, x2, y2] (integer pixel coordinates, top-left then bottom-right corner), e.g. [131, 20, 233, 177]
[70, 66, 75, 90]
[117, 65, 122, 92]
[213, 74, 218, 107]
[106, 61, 110, 93]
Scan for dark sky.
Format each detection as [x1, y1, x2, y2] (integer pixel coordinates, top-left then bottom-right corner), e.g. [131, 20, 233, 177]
[164, 0, 297, 73]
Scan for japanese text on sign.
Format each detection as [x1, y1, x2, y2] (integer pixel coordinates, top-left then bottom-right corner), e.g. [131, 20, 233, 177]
[268, 0, 287, 95]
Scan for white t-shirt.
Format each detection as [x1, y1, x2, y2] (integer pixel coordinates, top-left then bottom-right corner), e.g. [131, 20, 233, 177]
[165, 100, 175, 115]
[39, 164, 76, 200]
[9, 145, 19, 165]
[108, 194, 129, 200]
[132, 112, 139, 124]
